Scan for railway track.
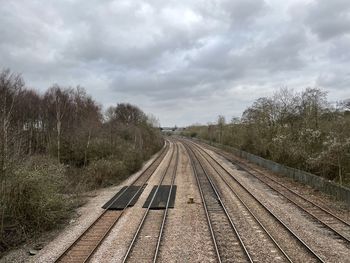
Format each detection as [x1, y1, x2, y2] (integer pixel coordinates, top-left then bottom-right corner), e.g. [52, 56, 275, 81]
[122, 141, 179, 263]
[184, 142, 253, 263]
[55, 141, 170, 263]
[198, 141, 350, 244]
[52, 137, 348, 262]
[188, 143, 292, 262]
[184, 139, 325, 262]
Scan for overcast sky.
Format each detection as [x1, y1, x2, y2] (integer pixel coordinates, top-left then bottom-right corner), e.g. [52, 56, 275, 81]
[1, 0, 350, 126]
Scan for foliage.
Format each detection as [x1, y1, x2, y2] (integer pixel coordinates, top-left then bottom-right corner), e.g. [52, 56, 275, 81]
[83, 158, 128, 188]
[0, 69, 163, 253]
[0, 156, 75, 252]
[184, 87, 350, 186]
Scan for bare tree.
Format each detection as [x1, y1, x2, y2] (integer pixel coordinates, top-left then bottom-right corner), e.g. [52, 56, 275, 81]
[113, 103, 147, 149]
[217, 115, 226, 144]
[72, 87, 102, 166]
[113, 103, 147, 126]
[44, 86, 72, 163]
[15, 89, 42, 155]
[0, 69, 24, 177]
[147, 113, 160, 128]
[299, 88, 328, 129]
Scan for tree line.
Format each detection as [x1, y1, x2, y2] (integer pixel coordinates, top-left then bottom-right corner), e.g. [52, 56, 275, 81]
[0, 69, 163, 252]
[185, 87, 350, 186]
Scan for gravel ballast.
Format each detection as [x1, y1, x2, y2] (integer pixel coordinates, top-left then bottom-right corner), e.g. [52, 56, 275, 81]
[200, 143, 350, 263]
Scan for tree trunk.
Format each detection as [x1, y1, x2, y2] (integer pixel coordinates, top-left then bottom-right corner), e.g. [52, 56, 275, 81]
[1, 118, 8, 177]
[0, 179, 6, 235]
[137, 129, 143, 150]
[0, 124, 5, 178]
[133, 128, 137, 149]
[338, 156, 342, 185]
[57, 119, 61, 163]
[84, 130, 91, 167]
[29, 125, 33, 155]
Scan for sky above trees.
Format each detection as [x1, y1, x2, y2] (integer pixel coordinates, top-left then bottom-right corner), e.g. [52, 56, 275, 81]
[1, 0, 350, 126]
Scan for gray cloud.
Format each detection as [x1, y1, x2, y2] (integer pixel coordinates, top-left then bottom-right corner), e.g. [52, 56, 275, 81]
[304, 0, 350, 40]
[317, 69, 350, 91]
[0, 0, 350, 126]
[224, 0, 267, 23]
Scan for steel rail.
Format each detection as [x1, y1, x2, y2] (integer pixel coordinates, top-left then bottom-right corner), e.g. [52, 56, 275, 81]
[153, 142, 179, 262]
[202, 141, 350, 226]
[55, 140, 169, 263]
[188, 141, 294, 262]
[187, 139, 325, 263]
[199, 141, 350, 243]
[183, 143, 222, 263]
[122, 141, 177, 263]
[184, 142, 253, 263]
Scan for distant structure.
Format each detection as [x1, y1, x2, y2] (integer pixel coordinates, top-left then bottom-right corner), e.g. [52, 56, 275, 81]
[160, 126, 185, 133]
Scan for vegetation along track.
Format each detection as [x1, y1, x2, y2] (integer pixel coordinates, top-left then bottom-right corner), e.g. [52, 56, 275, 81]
[184, 139, 325, 262]
[122, 140, 179, 263]
[55, 141, 170, 263]
[184, 141, 253, 263]
[199, 141, 350, 244]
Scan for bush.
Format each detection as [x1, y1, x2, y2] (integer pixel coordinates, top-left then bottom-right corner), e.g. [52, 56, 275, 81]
[64, 138, 160, 192]
[190, 132, 197, 138]
[0, 156, 77, 253]
[123, 148, 143, 172]
[84, 158, 128, 188]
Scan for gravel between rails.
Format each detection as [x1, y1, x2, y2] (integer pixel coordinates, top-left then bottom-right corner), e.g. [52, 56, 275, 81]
[187, 144, 251, 263]
[89, 141, 176, 262]
[126, 210, 164, 262]
[228, 167, 349, 262]
[123, 142, 178, 262]
[240, 159, 350, 221]
[197, 151, 290, 263]
[246, 168, 350, 241]
[209, 146, 350, 242]
[190, 143, 319, 262]
[200, 145, 349, 262]
[201, 141, 350, 221]
[242, 180, 349, 261]
[157, 142, 217, 263]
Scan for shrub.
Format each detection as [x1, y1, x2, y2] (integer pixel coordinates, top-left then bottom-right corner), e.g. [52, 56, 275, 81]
[0, 156, 77, 253]
[84, 158, 128, 188]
